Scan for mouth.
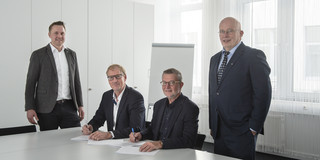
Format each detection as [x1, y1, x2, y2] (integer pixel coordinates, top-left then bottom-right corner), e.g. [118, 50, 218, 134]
[222, 39, 231, 43]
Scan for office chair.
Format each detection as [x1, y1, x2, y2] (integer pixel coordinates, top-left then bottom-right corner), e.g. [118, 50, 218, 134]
[0, 125, 36, 136]
[194, 133, 206, 150]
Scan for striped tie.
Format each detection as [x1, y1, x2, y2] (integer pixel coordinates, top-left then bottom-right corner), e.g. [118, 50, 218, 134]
[217, 51, 230, 85]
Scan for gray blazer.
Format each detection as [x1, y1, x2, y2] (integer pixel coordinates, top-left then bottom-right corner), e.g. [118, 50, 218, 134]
[25, 44, 83, 113]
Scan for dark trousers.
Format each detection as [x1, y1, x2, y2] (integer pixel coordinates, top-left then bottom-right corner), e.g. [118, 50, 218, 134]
[37, 100, 80, 131]
[214, 118, 258, 160]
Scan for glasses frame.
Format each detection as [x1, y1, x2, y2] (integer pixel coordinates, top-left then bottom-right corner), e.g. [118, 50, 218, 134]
[160, 80, 181, 86]
[107, 74, 124, 81]
[218, 29, 237, 35]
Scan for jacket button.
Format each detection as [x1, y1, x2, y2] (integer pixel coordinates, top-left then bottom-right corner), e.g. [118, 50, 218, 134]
[216, 92, 219, 96]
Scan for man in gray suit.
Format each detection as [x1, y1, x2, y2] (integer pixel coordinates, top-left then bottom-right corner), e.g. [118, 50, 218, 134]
[209, 17, 272, 160]
[25, 21, 84, 131]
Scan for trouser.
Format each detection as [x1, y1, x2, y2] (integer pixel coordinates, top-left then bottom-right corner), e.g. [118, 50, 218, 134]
[37, 100, 80, 131]
[214, 117, 258, 160]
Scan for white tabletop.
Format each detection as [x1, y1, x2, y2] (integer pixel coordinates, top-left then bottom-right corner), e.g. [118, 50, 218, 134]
[0, 127, 238, 160]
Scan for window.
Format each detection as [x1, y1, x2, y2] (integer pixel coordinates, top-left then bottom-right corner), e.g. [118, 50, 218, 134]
[242, 0, 320, 101]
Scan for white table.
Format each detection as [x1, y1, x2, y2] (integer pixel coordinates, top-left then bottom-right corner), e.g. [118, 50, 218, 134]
[0, 127, 238, 160]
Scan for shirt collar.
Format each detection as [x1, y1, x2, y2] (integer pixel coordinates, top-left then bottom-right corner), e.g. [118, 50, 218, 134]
[113, 86, 126, 102]
[222, 41, 242, 57]
[49, 43, 66, 53]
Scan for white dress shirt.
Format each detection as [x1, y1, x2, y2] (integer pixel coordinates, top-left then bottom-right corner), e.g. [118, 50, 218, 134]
[50, 43, 71, 101]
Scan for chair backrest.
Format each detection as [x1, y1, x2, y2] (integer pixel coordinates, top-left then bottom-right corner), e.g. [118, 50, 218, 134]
[0, 125, 36, 136]
[194, 133, 206, 150]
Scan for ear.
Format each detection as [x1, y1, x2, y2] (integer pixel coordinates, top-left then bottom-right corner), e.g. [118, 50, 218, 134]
[180, 82, 184, 88]
[240, 30, 244, 37]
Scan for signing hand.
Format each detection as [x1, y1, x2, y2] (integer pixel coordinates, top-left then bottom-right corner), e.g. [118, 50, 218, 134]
[129, 132, 142, 142]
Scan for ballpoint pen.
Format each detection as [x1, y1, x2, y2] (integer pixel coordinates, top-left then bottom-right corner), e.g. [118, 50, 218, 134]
[132, 128, 136, 142]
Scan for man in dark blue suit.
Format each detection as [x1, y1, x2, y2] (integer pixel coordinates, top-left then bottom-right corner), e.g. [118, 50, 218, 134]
[82, 64, 145, 140]
[209, 17, 272, 160]
[129, 68, 199, 152]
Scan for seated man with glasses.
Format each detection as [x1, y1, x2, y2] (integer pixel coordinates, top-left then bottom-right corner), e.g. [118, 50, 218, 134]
[82, 64, 145, 140]
[129, 68, 199, 152]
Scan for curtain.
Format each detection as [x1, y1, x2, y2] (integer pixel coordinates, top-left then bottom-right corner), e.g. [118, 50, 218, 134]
[154, 0, 320, 159]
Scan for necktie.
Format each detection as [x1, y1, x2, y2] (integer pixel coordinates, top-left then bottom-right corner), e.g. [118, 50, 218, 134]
[217, 51, 230, 85]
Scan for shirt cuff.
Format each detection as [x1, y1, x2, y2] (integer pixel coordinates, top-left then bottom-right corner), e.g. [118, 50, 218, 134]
[109, 131, 115, 139]
[250, 128, 256, 133]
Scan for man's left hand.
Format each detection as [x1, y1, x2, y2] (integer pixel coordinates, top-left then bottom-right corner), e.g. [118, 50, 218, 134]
[78, 106, 85, 121]
[139, 141, 162, 152]
[89, 131, 112, 141]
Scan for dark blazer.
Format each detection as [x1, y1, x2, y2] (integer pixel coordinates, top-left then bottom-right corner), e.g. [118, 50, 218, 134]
[88, 86, 145, 138]
[209, 42, 272, 138]
[25, 44, 83, 113]
[141, 94, 199, 149]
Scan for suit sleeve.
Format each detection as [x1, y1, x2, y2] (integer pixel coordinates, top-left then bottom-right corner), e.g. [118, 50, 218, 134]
[249, 50, 272, 133]
[88, 93, 108, 131]
[25, 52, 40, 111]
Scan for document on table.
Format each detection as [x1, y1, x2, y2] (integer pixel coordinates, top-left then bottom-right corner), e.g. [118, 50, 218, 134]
[116, 146, 159, 156]
[87, 138, 144, 147]
[71, 135, 89, 141]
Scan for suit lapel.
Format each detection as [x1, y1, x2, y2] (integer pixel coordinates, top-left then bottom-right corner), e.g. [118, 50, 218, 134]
[46, 44, 58, 76]
[212, 53, 222, 87]
[64, 48, 75, 76]
[115, 86, 128, 128]
[219, 43, 245, 86]
[165, 97, 184, 134]
[153, 99, 166, 139]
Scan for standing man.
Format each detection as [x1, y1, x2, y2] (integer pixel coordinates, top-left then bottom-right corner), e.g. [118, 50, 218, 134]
[209, 17, 272, 160]
[82, 64, 145, 140]
[129, 68, 199, 152]
[25, 21, 84, 131]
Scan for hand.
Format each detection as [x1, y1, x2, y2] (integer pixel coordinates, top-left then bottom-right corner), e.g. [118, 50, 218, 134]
[27, 109, 39, 124]
[139, 141, 162, 152]
[89, 131, 112, 141]
[251, 130, 257, 136]
[78, 106, 85, 121]
[82, 124, 93, 135]
[129, 132, 142, 142]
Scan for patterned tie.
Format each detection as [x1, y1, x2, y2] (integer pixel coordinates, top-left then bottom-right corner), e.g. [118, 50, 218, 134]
[217, 51, 230, 85]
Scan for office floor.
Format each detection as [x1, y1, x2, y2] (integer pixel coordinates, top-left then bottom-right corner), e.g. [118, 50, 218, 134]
[202, 142, 298, 160]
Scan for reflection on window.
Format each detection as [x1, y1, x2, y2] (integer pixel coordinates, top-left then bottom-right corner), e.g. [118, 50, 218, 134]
[244, 0, 277, 90]
[294, 0, 320, 93]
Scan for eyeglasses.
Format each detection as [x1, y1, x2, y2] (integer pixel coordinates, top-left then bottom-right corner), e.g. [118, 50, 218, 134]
[219, 29, 237, 35]
[160, 81, 181, 86]
[107, 74, 123, 81]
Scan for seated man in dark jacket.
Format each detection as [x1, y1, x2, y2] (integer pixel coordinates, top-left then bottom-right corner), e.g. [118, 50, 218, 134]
[129, 68, 199, 152]
[82, 64, 145, 140]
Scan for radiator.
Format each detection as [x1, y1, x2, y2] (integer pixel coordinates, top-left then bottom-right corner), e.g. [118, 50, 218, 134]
[256, 111, 285, 153]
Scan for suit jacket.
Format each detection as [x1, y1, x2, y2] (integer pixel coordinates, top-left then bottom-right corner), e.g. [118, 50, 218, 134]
[25, 44, 83, 113]
[141, 94, 199, 149]
[88, 86, 145, 138]
[209, 42, 272, 139]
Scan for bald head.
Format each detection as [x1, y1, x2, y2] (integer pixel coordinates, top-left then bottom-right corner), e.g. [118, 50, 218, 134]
[219, 17, 243, 51]
[219, 17, 241, 31]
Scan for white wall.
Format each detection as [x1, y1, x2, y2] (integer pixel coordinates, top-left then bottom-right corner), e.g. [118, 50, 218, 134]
[0, 0, 154, 128]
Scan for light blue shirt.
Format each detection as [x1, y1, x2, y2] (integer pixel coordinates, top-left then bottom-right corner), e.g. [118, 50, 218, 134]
[218, 41, 242, 69]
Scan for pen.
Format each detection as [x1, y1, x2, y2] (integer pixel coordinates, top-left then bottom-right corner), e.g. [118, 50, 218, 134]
[132, 128, 136, 142]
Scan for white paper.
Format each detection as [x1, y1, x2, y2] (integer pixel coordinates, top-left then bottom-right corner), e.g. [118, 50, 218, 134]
[87, 138, 145, 147]
[116, 146, 159, 156]
[71, 135, 89, 141]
